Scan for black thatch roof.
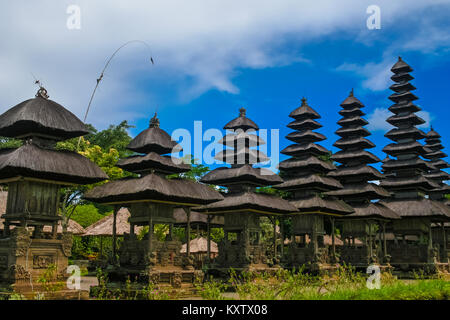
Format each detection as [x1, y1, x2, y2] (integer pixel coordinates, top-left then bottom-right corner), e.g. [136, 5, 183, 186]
[383, 141, 430, 157]
[0, 91, 88, 141]
[285, 130, 326, 143]
[0, 143, 108, 185]
[380, 175, 439, 191]
[172, 208, 224, 227]
[84, 173, 224, 205]
[391, 57, 413, 73]
[389, 91, 418, 103]
[326, 183, 391, 199]
[344, 202, 400, 220]
[117, 152, 191, 174]
[333, 137, 375, 150]
[289, 194, 354, 215]
[126, 114, 181, 155]
[219, 132, 265, 148]
[382, 157, 433, 172]
[385, 127, 426, 141]
[337, 116, 368, 127]
[214, 148, 269, 164]
[288, 98, 321, 119]
[274, 174, 343, 191]
[200, 165, 282, 187]
[386, 113, 425, 126]
[194, 191, 297, 215]
[287, 118, 322, 131]
[389, 81, 416, 93]
[380, 198, 450, 220]
[335, 126, 370, 138]
[340, 89, 364, 107]
[331, 150, 380, 164]
[281, 142, 330, 157]
[278, 156, 335, 173]
[388, 102, 421, 114]
[328, 164, 383, 181]
[223, 108, 259, 131]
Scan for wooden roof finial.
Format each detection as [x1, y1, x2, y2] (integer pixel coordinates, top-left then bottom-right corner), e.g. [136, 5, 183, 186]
[149, 112, 160, 128]
[239, 107, 246, 117]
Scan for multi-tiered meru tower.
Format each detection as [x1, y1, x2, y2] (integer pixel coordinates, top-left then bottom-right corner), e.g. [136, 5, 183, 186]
[0, 87, 108, 295]
[85, 113, 223, 287]
[423, 127, 450, 262]
[380, 57, 450, 269]
[327, 90, 399, 268]
[275, 98, 353, 270]
[197, 108, 296, 272]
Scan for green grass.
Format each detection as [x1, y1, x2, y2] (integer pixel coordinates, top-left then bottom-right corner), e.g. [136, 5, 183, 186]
[196, 267, 450, 300]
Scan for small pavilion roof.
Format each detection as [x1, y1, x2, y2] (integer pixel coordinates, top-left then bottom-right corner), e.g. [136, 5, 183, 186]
[84, 173, 224, 205]
[180, 237, 218, 254]
[0, 143, 108, 185]
[281, 142, 330, 157]
[287, 118, 322, 131]
[328, 164, 383, 181]
[194, 191, 298, 215]
[333, 137, 375, 150]
[380, 175, 440, 191]
[219, 132, 265, 148]
[126, 114, 181, 155]
[214, 148, 269, 164]
[83, 208, 142, 236]
[223, 108, 259, 131]
[331, 150, 380, 165]
[0, 88, 89, 141]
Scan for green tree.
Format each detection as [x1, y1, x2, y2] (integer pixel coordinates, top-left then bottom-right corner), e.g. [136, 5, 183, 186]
[0, 136, 22, 149]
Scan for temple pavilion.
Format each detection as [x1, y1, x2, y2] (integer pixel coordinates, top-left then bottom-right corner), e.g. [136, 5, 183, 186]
[0, 87, 108, 294]
[327, 90, 399, 268]
[380, 57, 450, 270]
[196, 108, 297, 272]
[274, 98, 353, 271]
[84, 113, 223, 287]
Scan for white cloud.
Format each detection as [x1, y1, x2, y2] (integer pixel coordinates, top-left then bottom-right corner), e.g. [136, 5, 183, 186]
[367, 107, 433, 132]
[0, 0, 449, 128]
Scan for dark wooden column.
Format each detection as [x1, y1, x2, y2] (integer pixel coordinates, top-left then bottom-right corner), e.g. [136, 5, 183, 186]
[271, 217, 277, 258]
[184, 207, 191, 257]
[331, 217, 336, 262]
[383, 222, 387, 261]
[442, 222, 447, 262]
[148, 211, 153, 262]
[112, 205, 119, 264]
[280, 217, 284, 257]
[207, 215, 211, 263]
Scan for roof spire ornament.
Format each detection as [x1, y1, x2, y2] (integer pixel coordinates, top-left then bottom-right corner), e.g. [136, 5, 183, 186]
[350, 88, 354, 97]
[239, 107, 246, 117]
[301, 97, 307, 106]
[149, 112, 160, 128]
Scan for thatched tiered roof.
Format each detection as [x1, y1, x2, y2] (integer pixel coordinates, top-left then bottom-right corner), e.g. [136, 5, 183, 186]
[85, 113, 223, 206]
[423, 127, 450, 200]
[0, 143, 108, 185]
[380, 57, 450, 220]
[275, 98, 353, 216]
[0, 88, 88, 141]
[327, 90, 398, 220]
[198, 108, 295, 215]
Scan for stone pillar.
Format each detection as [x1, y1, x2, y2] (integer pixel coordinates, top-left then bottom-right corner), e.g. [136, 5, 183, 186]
[148, 212, 153, 264]
[185, 208, 191, 257]
[280, 217, 284, 257]
[383, 222, 387, 261]
[52, 222, 58, 239]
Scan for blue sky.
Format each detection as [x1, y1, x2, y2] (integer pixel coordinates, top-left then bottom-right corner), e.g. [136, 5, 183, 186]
[1, 0, 450, 171]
